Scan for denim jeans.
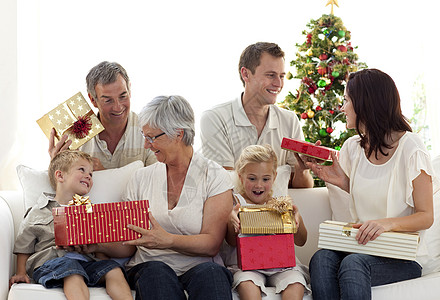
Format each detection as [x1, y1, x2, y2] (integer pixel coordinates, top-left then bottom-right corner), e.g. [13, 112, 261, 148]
[309, 249, 422, 300]
[33, 256, 123, 288]
[127, 261, 233, 300]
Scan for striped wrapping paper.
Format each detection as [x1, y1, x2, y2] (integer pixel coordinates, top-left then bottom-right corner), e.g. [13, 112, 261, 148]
[318, 220, 419, 261]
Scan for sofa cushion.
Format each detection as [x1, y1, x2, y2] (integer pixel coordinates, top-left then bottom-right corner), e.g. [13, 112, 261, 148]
[16, 160, 144, 209]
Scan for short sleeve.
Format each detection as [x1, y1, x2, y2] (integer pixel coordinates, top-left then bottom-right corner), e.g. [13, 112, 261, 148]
[200, 110, 235, 168]
[405, 150, 440, 207]
[206, 160, 234, 199]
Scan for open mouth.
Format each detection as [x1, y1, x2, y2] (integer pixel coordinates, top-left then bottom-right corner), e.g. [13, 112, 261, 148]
[80, 181, 89, 188]
[253, 191, 264, 196]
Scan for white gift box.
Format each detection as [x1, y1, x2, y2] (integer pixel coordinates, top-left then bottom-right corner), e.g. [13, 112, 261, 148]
[318, 220, 419, 261]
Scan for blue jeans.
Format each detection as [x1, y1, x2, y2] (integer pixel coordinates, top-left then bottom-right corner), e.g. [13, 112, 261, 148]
[127, 261, 233, 300]
[33, 256, 124, 288]
[309, 249, 422, 300]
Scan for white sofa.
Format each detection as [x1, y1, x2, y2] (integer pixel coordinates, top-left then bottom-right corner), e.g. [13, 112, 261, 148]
[0, 156, 440, 300]
[2, 184, 440, 300]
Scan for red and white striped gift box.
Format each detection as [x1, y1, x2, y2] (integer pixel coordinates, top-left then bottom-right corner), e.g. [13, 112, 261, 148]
[53, 200, 149, 246]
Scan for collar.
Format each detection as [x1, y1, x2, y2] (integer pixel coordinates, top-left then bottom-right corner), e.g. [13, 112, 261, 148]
[232, 93, 278, 129]
[36, 192, 57, 209]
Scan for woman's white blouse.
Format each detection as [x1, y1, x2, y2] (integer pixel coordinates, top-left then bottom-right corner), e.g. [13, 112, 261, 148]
[339, 132, 440, 269]
[123, 151, 233, 276]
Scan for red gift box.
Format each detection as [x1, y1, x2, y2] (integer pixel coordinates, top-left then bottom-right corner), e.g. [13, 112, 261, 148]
[281, 137, 339, 161]
[53, 200, 149, 246]
[236, 234, 296, 271]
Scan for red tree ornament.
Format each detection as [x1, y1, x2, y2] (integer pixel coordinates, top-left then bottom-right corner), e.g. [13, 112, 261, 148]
[337, 45, 347, 52]
[326, 127, 334, 134]
[318, 66, 327, 75]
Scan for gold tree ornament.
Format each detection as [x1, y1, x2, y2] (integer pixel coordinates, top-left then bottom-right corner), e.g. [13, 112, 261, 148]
[326, 0, 339, 15]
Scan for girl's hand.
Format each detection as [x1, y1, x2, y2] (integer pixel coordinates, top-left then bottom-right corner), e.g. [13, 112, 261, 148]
[292, 204, 301, 230]
[352, 220, 391, 245]
[123, 212, 172, 249]
[230, 203, 241, 233]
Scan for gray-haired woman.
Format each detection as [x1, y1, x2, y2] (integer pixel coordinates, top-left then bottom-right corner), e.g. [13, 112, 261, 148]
[122, 95, 234, 299]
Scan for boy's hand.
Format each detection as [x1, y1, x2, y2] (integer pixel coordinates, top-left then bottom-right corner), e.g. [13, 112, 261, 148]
[230, 203, 241, 233]
[9, 273, 30, 288]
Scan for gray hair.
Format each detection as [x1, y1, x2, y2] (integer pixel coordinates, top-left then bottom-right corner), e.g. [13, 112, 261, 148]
[86, 61, 130, 99]
[139, 95, 195, 146]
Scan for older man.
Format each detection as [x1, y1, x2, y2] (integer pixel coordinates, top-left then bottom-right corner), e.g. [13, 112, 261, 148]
[49, 61, 156, 170]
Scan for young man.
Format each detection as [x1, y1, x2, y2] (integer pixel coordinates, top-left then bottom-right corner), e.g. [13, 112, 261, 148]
[200, 42, 313, 188]
[49, 61, 156, 170]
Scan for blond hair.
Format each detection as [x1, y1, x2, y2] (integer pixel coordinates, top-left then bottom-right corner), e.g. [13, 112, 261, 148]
[235, 144, 278, 196]
[48, 150, 94, 190]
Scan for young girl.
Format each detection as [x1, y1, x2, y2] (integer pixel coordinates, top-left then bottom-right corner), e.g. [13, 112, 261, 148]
[226, 144, 310, 300]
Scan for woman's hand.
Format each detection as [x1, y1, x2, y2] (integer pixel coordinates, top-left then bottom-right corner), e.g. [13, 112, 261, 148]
[306, 152, 350, 192]
[123, 212, 173, 249]
[352, 219, 392, 245]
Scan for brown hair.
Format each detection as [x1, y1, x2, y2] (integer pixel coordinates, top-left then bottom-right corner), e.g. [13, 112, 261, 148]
[48, 150, 94, 190]
[346, 68, 412, 159]
[238, 42, 285, 87]
[235, 144, 278, 196]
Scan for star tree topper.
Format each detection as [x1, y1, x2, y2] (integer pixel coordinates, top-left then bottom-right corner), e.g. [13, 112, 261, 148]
[326, 0, 339, 15]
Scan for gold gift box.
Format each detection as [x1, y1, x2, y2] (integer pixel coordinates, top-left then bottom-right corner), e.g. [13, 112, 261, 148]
[238, 199, 297, 234]
[37, 92, 104, 149]
[318, 220, 420, 261]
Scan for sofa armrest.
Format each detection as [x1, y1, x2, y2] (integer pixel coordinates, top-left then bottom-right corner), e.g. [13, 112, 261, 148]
[289, 187, 332, 266]
[0, 194, 15, 300]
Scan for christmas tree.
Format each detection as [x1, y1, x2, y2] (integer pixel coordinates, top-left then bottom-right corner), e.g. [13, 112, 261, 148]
[280, 12, 367, 186]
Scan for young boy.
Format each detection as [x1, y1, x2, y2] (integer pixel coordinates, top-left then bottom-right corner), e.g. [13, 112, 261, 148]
[9, 150, 133, 300]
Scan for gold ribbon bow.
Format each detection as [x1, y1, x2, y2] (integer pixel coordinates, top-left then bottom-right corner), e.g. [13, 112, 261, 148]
[68, 194, 93, 213]
[239, 196, 297, 234]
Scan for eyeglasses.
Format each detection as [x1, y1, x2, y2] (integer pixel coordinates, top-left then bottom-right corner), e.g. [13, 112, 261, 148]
[141, 131, 166, 144]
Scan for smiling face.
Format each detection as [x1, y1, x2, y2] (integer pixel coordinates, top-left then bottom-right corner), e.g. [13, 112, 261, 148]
[60, 158, 93, 197]
[239, 161, 275, 205]
[243, 52, 285, 106]
[89, 74, 130, 128]
[141, 124, 174, 164]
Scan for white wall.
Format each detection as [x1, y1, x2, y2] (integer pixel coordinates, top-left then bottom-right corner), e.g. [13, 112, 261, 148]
[0, 0, 18, 190]
[1, 0, 439, 190]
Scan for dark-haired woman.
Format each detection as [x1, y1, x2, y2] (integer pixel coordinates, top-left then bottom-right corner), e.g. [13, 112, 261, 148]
[307, 69, 439, 300]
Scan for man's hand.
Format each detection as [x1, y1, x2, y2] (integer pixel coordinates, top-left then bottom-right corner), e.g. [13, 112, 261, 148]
[48, 128, 72, 159]
[91, 157, 105, 171]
